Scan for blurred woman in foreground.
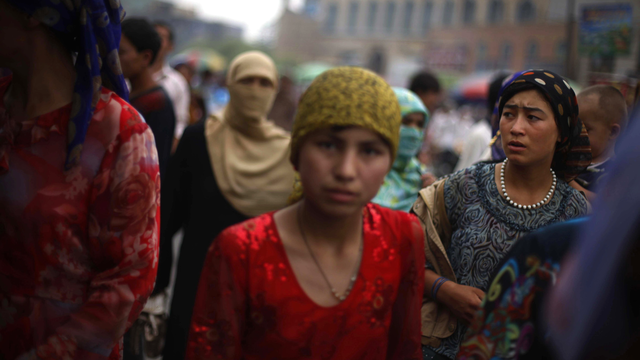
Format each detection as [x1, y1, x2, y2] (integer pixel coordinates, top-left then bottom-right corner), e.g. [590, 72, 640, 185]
[0, 0, 159, 358]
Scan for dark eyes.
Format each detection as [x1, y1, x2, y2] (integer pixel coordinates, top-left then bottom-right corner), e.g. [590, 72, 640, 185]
[503, 111, 541, 121]
[317, 141, 336, 150]
[362, 147, 383, 156]
[259, 79, 273, 88]
[238, 78, 273, 88]
[316, 141, 383, 156]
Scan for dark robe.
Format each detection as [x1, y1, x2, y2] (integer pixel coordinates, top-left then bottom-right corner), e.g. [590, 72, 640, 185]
[154, 120, 248, 359]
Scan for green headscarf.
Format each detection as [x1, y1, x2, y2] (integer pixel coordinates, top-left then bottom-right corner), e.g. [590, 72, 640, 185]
[395, 87, 429, 119]
[372, 88, 429, 211]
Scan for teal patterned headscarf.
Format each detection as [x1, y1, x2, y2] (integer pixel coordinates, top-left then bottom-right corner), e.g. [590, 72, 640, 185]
[6, 0, 129, 170]
[372, 88, 429, 212]
[394, 87, 429, 120]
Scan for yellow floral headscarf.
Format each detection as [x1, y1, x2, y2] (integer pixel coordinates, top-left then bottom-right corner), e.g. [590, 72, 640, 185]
[289, 67, 401, 202]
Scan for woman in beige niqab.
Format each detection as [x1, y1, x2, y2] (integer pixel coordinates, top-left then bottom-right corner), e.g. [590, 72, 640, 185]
[159, 51, 295, 359]
[206, 51, 295, 217]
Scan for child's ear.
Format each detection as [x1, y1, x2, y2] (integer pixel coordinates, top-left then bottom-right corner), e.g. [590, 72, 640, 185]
[610, 123, 621, 141]
[142, 50, 155, 67]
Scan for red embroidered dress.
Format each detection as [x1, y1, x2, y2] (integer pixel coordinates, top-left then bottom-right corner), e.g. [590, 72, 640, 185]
[0, 77, 160, 360]
[186, 203, 425, 360]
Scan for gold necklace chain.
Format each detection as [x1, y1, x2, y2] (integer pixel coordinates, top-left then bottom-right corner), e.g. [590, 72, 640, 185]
[296, 205, 363, 302]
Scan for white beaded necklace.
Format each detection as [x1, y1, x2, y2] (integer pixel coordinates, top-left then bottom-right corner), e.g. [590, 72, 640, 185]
[500, 158, 557, 210]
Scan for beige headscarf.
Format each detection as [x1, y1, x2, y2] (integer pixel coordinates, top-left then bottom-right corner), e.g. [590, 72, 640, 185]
[205, 51, 295, 217]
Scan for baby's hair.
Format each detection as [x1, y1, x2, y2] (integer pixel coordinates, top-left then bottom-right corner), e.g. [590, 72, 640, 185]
[578, 85, 628, 131]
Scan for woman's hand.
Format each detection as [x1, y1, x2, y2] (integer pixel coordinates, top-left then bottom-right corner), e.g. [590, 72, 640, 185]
[437, 281, 485, 324]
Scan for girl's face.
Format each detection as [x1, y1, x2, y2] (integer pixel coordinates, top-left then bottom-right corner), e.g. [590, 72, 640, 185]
[0, 0, 30, 68]
[297, 127, 392, 218]
[500, 89, 560, 168]
[118, 36, 151, 79]
[402, 112, 426, 130]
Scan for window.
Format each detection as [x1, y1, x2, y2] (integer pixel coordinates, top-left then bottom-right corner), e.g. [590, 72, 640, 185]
[478, 42, 487, 59]
[304, 0, 320, 17]
[367, 2, 379, 33]
[340, 51, 359, 65]
[443, 0, 454, 26]
[463, 0, 475, 25]
[527, 40, 538, 59]
[500, 42, 513, 68]
[385, 2, 396, 34]
[348, 1, 359, 34]
[476, 42, 488, 70]
[517, 0, 536, 23]
[422, 1, 433, 32]
[324, 3, 338, 34]
[556, 40, 567, 60]
[369, 48, 385, 74]
[403, 1, 415, 34]
[487, 0, 504, 24]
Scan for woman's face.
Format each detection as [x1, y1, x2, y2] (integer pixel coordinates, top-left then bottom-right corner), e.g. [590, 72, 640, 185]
[0, 0, 29, 67]
[297, 127, 391, 218]
[237, 75, 275, 89]
[402, 112, 426, 130]
[118, 36, 152, 80]
[500, 89, 560, 168]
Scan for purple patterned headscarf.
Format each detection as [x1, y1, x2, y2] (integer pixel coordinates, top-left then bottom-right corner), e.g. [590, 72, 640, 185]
[6, 0, 129, 170]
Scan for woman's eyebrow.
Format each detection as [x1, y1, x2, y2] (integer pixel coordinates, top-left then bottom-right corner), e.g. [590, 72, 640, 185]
[504, 104, 545, 113]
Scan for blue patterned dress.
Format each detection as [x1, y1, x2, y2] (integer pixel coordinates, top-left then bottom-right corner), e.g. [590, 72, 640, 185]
[424, 163, 588, 359]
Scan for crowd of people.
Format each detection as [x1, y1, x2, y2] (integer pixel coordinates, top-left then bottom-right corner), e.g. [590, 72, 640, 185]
[0, 1, 639, 360]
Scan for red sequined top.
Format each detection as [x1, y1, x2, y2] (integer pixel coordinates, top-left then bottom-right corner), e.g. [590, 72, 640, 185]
[185, 203, 425, 360]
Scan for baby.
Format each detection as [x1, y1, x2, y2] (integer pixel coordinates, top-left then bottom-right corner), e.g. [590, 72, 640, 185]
[573, 85, 628, 200]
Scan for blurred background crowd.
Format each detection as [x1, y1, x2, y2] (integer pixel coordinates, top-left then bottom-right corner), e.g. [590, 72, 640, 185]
[113, 0, 640, 178]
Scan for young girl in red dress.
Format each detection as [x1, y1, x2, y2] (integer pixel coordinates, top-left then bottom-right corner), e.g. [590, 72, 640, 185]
[185, 67, 425, 360]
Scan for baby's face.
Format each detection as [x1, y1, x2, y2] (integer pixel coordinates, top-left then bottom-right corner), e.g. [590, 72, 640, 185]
[579, 96, 611, 162]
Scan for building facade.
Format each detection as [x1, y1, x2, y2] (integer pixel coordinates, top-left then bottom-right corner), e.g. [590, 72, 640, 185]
[334, 0, 564, 81]
[125, 0, 243, 53]
[277, 0, 572, 86]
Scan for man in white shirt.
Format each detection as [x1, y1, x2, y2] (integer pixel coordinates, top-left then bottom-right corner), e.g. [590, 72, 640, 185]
[151, 21, 190, 151]
[455, 72, 510, 171]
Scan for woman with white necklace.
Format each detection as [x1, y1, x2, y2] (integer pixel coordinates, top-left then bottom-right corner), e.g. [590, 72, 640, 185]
[411, 70, 592, 360]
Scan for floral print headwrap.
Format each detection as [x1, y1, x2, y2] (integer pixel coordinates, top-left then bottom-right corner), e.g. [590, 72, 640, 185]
[6, 0, 129, 170]
[497, 70, 591, 182]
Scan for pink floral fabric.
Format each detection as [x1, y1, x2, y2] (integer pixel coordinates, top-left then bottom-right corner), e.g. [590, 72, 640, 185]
[0, 76, 160, 360]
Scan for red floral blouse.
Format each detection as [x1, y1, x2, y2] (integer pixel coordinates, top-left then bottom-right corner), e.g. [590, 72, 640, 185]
[0, 77, 160, 360]
[186, 203, 425, 360]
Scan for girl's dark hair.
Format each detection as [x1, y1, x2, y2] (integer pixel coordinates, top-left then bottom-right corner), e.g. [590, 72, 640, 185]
[48, 27, 78, 54]
[121, 18, 162, 65]
[409, 72, 441, 94]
